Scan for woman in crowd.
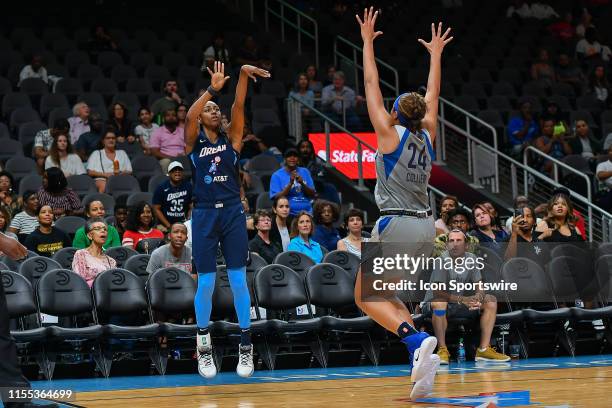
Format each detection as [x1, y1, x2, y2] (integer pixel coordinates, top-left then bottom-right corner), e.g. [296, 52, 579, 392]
[24, 205, 71, 257]
[588, 64, 610, 106]
[107, 102, 133, 142]
[8, 190, 39, 240]
[37, 167, 83, 217]
[536, 193, 584, 242]
[73, 200, 121, 249]
[177, 103, 188, 128]
[87, 128, 133, 193]
[289, 73, 315, 110]
[470, 203, 508, 254]
[287, 211, 323, 263]
[0, 206, 17, 240]
[135, 107, 159, 156]
[121, 201, 164, 249]
[72, 218, 117, 287]
[337, 208, 368, 258]
[269, 196, 292, 251]
[305, 64, 322, 95]
[482, 201, 503, 231]
[0, 171, 21, 217]
[248, 209, 282, 264]
[541, 101, 570, 139]
[434, 195, 458, 235]
[45, 133, 86, 177]
[312, 200, 341, 252]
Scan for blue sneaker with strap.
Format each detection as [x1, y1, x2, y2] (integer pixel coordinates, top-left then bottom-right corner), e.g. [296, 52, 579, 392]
[401, 332, 437, 382]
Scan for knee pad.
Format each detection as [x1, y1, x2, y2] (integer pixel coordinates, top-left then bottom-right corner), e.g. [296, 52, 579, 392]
[433, 309, 447, 317]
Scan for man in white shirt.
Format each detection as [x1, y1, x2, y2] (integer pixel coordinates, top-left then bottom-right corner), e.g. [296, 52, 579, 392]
[68, 102, 91, 145]
[18, 55, 48, 87]
[596, 146, 612, 210]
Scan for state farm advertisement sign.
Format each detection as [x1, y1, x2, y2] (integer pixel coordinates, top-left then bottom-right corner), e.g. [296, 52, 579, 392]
[308, 132, 377, 179]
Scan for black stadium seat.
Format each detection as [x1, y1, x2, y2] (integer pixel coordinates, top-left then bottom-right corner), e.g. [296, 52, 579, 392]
[124, 253, 151, 279]
[273, 251, 315, 278]
[52, 246, 78, 269]
[323, 250, 360, 278]
[105, 246, 138, 268]
[18, 256, 62, 286]
[135, 238, 165, 255]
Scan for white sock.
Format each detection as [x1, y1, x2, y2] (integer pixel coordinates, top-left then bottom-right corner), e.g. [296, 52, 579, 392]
[478, 347, 487, 352]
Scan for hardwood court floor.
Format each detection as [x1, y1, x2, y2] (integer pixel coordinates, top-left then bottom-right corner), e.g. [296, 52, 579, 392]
[68, 366, 612, 407]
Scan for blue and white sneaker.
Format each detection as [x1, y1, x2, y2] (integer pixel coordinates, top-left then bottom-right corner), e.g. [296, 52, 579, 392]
[410, 336, 437, 383]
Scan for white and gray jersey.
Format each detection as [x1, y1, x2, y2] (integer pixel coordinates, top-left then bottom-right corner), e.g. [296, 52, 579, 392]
[374, 125, 434, 211]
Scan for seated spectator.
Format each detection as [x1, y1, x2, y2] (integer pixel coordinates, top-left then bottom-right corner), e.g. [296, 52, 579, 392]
[184, 217, 192, 249]
[337, 208, 369, 258]
[24, 205, 71, 257]
[596, 145, 612, 210]
[270, 148, 316, 216]
[504, 205, 550, 265]
[534, 118, 572, 174]
[433, 207, 479, 257]
[121, 201, 165, 249]
[530, 49, 556, 87]
[422, 229, 510, 365]
[576, 28, 611, 63]
[135, 107, 159, 156]
[72, 218, 117, 287]
[34, 118, 70, 174]
[323, 65, 336, 86]
[113, 203, 128, 240]
[305, 64, 322, 95]
[588, 64, 610, 107]
[152, 161, 193, 232]
[552, 186, 587, 240]
[0, 171, 21, 217]
[151, 79, 183, 119]
[45, 133, 86, 177]
[321, 71, 361, 129]
[481, 201, 503, 232]
[146, 223, 192, 274]
[0, 207, 17, 242]
[541, 101, 570, 139]
[149, 108, 185, 174]
[287, 211, 323, 263]
[569, 119, 600, 161]
[248, 209, 282, 264]
[8, 191, 39, 241]
[555, 53, 585, 94]
[177, 103, 187, 128]
[536, 193, 584, 242]
[504, 195, 543, 232]
[73, 200, 121, 250]
[87, 25, 118, 55]
[75, 112, 105, 161]
[38, 167, 83, 217]
[18, 54, 48, 87]
[87, 129, 133, 193]
[289, 73, 315, 111]
[270, 196, 292, 251]
[203, 32, 231, 71]
[507, 101, 538, 155]
[68, 102, 91, 145]
[470, 203, 508, 255]
[298, 139, 339, 203]
[312, 200, 341, 252]
[107, 102, 134, 143]
[434, 195, 458, 235]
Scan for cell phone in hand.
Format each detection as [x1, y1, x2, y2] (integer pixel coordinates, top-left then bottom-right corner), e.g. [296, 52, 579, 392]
[514, 208, 524, 217]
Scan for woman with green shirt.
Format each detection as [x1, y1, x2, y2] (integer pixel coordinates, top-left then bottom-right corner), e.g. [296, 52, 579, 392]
[72, 200, 121, 249]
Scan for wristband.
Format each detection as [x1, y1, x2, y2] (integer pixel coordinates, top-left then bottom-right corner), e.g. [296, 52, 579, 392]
[207, 86, 220, 97]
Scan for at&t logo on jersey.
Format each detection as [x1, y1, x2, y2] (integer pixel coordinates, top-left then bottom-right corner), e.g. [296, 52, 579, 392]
[204, 175, 229, 184]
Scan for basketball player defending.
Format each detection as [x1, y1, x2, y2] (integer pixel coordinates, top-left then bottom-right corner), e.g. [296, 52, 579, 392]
[185, 61, 270, 379]
[355, 8, 453, 398]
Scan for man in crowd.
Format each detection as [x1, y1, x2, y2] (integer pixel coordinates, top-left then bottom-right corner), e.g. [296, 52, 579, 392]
[152, 161, 192, 233]
[151, 79, 183, 119]
[504, 205, 550, 265]
[433, 207, 479, 257]
[321, 71, 362, 129]
[75, 112, 105, 161]
[68, 102, 90, 145]
[149, 108, 185, 174]
[146, 222, 192, 274]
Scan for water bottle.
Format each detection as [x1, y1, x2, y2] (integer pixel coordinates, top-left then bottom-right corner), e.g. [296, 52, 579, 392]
[457, 338, 466, 363]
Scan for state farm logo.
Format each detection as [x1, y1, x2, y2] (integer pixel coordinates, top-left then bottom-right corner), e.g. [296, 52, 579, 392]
[309, 132, 378, 179]
[317, 149, 376, 163]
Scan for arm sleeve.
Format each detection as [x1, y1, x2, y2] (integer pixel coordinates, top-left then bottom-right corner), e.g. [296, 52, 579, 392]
[67, 190, 83, 212]
[321, 86, 333, 106]
[71, 250, 86, 278]
[87, 151, 101, 172]
[269, 172, 283, 199]
[73, 156, 86, 175]
[9, 214, 21, 230]
[146, 250, 162, 274]
[72, 228, 88, 249]
[149, 128, 162, 149]
[119, 150, 132, 172]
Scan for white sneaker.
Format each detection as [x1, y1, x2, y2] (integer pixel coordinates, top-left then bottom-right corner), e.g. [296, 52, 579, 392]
[236, 344, 254, 378]
[410, 336, 437, 382]
[410, 354, 440, 399]
[197, 333, 217, 379]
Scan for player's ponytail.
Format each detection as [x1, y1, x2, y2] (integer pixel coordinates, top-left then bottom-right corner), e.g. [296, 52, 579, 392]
[394, 92, 426, 132]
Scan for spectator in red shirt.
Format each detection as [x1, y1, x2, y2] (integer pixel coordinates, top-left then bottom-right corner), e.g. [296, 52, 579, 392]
[121, 201, 165, 249]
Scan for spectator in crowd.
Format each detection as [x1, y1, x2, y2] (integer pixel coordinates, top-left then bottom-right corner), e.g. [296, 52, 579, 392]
[323, 65, 336, 86]
[177, 103, 188, 128]
[569, 119, 599, 161]
[504, 195, 542, 232]
[37, 167, 83, 217]
[596, 145, 612, 210]
[555, 53, 586, 94]
[87, 128, 133, 193]
[135, 107, 159, 156]
[530, 49, 556, 87]
[149, 108, 186, 174]
[152, 161, 193, 232]
[0, 171, 21, 216]
[305, 64, 322, 95]
[45, 133, 86, 177]
[146, 223, 192, 274]
[312, 200, 341, 252]
[534, 118, 572, 174]
[433, 207, 479, 257]
[542, 101, 570, 139]
[470, 203, 508, 255]
[87, 25, 118, 55]
[240, 122, 268, 161]
[113, 202, 128, 240]
[270, 148, 316, 216]
[270, 196, 292, 251]
[536, 193, 584, 242]
[68, 102, 91, 145]
[548, 12, 576, 42]
[151, 79, 183, 119]
[321, 71, 361, 129]
[248, 209, 282, 264]
[24, 205, 71, 257]
[203, 32, 231, 71]
[553, 186, 587, 240]
[116, 131, 143, 158]
[504, 205, 550, 265]
[107, 102, 133, 142]
[575, 8, 594, 39]
[481, 201, 503, 231]
[507, 100, 538, 155]
[298, 140, 339, 203]
[34, 118, 70, 174]
[73, 200, 121, 250]
[289, 73, 315, 111]
[184, 217, 192, 249]
[337, 208, 368, 258]
[434, 195, 458, 235]
[8, 190, 39, 241]
[121, 201, 164, 249]
[72, 218, 117, 287]
[588, 64, 610, 106]
[0, 207, 17, 242]
[576, 28, 611, 63]
[423, 229, 510, 365]
[18, 54, 48, 87]
[75, 112, 105, 161]
[288, 211, 323, 263]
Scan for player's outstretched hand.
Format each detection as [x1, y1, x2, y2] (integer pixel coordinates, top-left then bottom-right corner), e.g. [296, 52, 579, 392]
[207, 61, 230, 91]
[241, 65, 271, 83]
[418, 22, 453, 56]
[356, 6, 382, 43]
[0, 233, 27, 261]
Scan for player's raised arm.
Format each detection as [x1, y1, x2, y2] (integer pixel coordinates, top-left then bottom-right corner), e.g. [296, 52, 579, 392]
[418, 22, 453, 141]
[185, 61, 230, 155]
[228, 65, 270, 152]
[356, 7, 396, 152]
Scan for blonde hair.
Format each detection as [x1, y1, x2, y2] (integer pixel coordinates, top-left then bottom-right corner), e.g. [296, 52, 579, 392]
[397, 92, 426, 132]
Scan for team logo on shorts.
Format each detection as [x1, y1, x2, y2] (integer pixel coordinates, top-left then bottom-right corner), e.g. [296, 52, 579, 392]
[204, 175, 213, 184]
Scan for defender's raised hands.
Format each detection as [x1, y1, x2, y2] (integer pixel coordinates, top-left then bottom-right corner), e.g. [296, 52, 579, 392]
[418, 22, 453, 56]
[356, 6, 383, 43]
[240, 65, 271, 83]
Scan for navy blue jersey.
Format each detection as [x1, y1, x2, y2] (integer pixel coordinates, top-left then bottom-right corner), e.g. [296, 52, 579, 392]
[189, 130, 241, 207]
[152, 179, 193, 224]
